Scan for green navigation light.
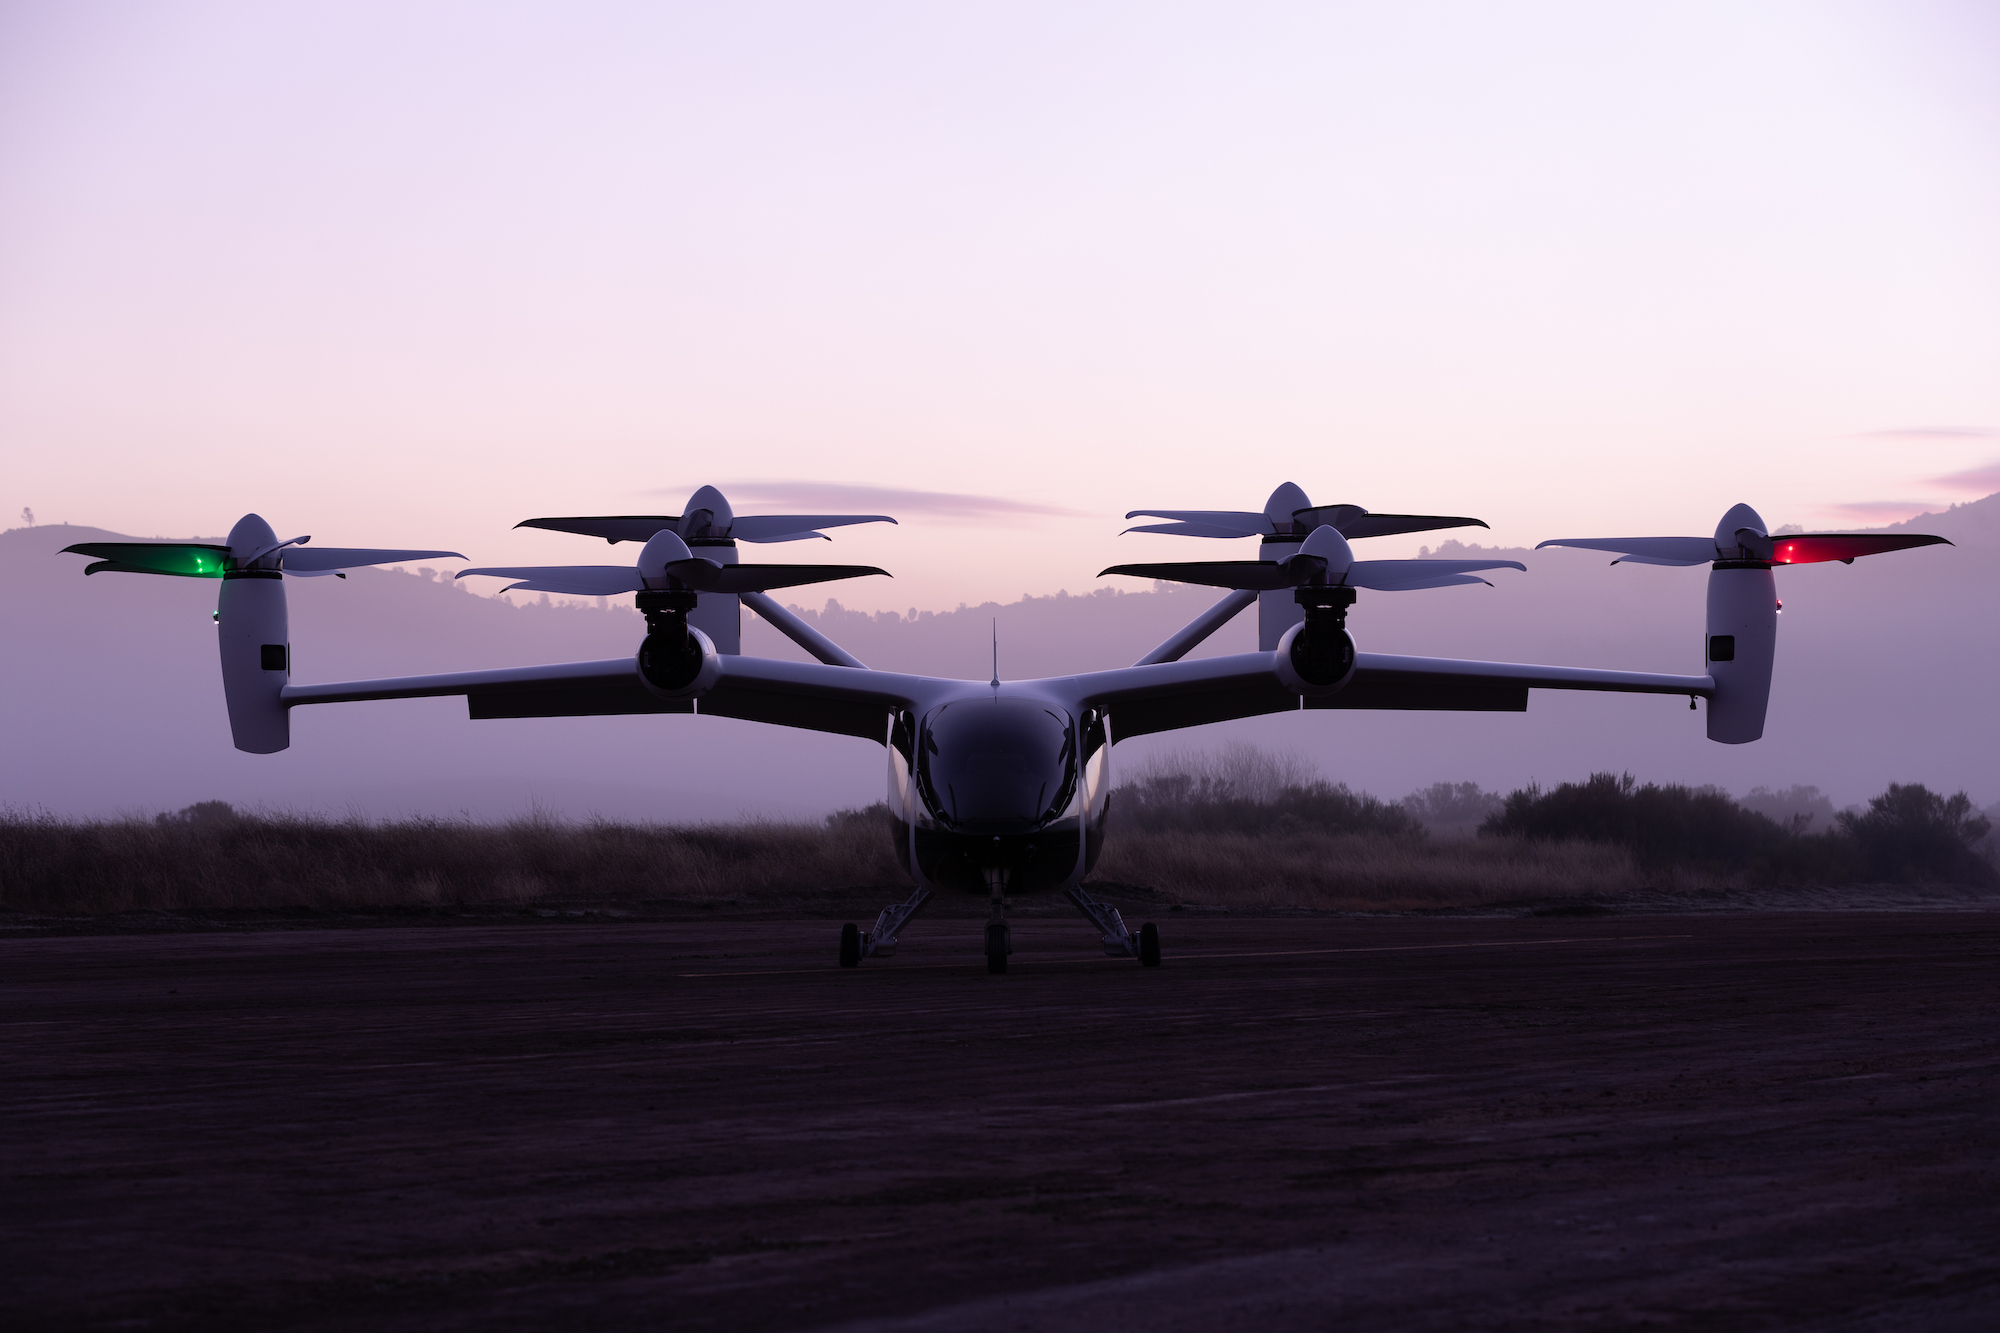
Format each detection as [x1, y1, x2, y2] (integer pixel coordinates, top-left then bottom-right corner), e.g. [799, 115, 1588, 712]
[62, 542, 232, 578]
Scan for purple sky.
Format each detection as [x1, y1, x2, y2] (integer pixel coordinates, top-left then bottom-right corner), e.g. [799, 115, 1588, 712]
[1, 2, 1997, 614]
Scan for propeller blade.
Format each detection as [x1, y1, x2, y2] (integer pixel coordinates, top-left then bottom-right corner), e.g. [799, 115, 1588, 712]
[280, 546, 464, 572]
[1119, 521, 1266, 539]
[1121, 509, 1273, 536]
[1536, 536, 1716, 563]
[1289, 504, 1370, 532]
[1099, 560, 1300, 590]
[1350, 571, 1494, 591]
[516, 515, 680, 544]
[1330, 512, 1490, 540]
[664, 560, 890, 593]
[61, 542, 231, 578]
[1609, 553, 1710, 567]
[1769, 533, 1952, 565]
[456, 566, 645, 595]
[729, 514, 897, 541]
[731, 530, 831, 544]
[1344, 558, 1523, 590]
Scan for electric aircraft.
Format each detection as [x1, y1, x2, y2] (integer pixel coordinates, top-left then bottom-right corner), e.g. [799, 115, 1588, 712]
[64, 483, 1948, 973]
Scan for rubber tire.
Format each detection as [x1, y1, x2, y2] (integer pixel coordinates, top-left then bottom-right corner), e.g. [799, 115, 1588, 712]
[1138, 921, 1161, 967]
[985, 922, 1009, 975]
[839, 922, 862, 968]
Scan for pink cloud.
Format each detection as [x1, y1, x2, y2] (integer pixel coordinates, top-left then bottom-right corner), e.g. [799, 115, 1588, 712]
[1930, 461, 2000, 494]
[660, 481, 1092, 522]
[1860, 426, 2000, 439]
[1818, 500, 1941, 525]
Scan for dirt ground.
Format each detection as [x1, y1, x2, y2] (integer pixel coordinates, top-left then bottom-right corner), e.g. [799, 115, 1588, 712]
[4, 909, 1998, 1331]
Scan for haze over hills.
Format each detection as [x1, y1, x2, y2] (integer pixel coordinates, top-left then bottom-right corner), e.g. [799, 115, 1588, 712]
[4, 495, 1995, 821]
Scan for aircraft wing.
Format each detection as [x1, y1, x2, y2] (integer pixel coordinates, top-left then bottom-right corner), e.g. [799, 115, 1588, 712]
[282, 654, 939, 740]
[1074, 651, 1714, 740]
[695, 656, 940, 741]
[282, 648, 1711, 744]
[282, 658, 691, 721]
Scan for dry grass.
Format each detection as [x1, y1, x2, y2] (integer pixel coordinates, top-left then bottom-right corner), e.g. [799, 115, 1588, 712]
[1095, 828, 1650, 910]
[0, 809, 904, 915]
[0, 804, 1694, 917]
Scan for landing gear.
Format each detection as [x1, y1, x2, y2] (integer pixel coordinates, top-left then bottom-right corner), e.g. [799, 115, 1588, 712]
[837, 885, 932, 968]
[984, 864, 1013, 975]
[1065, 883, 1160, 966]
[985, 921, 1010, 974]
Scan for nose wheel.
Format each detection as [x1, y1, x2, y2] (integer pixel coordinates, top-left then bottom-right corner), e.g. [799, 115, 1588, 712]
[985, 921, 1011, 974]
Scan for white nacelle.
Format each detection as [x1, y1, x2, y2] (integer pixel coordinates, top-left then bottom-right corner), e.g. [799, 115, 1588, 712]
[1705, 504, 1777, 744]
[688, 549, 741, 655]
[218, 513, 291, 753]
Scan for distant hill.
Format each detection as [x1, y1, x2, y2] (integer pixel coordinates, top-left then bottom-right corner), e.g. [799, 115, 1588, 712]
[3, 497, 1994, 821]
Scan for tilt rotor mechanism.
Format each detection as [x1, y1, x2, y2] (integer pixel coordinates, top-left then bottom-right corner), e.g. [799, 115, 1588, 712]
[61, 514, 467, 755]
[1536, 503, 1952, 745]
[457, 529, 890, 697]
[1103, 525, 1525, 692]
[1104, 520, 1520, 684]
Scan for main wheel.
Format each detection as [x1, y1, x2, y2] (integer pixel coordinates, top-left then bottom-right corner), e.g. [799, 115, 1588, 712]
[839, 922, 862, 968]
[1138, 921, 1161, 967]
[985, 922, 1009, 974]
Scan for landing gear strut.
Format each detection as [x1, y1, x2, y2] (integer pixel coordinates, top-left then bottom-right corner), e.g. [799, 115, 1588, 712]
[984, 866, 1012, 974]
[1065, 884, 1161, 966]
[837, 884, 932, 968]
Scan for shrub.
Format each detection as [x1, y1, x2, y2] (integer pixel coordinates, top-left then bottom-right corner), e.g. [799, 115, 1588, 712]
[1116, 743, 1421, 838]
[1479, 773, 1994, 886]
[1479, 772, 1790, 871]
[1401, 781, 1504, 835]
[1837, 784, 1993, 884]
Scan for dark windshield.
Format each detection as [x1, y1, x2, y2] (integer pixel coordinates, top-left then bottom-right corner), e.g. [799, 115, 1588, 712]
[915, 699, 1076, 831]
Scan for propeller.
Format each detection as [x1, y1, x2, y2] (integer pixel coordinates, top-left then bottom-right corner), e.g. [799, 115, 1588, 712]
[1538, 503, 1953, 567]
[1102, 525, 1523, 592]
[64, 529, 463, 580]
[1122, 482, 1487, 541]
[515, 484, 897, 546]
[458, 530, 889, 596]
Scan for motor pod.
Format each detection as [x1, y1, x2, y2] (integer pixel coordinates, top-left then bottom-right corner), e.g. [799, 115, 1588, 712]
[1273, 580, 1359, 698]
[1705, 504, 1777, 744]
[1274, 619, 1358, 695]
[218, 513, 291, 753]
[636, 585, 722, 699]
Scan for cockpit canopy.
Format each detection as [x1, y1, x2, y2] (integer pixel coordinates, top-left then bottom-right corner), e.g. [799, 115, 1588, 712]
[914, 698, 1077, 833]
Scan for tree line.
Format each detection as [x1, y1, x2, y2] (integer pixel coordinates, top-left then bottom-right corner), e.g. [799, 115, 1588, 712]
[1115, 747, 1994, 886]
